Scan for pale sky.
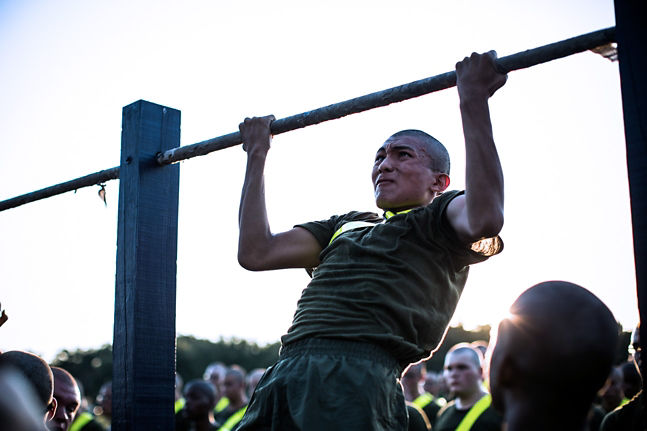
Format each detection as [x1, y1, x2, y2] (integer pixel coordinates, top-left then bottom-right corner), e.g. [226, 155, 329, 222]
[0, 0, 637, 362]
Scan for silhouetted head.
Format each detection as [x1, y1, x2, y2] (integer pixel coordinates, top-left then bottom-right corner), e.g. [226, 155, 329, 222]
[0, 350, 56, 422]
[223, 366, 246, 404]
[490, 281, 618, 428]
[184, 380, 216, 420]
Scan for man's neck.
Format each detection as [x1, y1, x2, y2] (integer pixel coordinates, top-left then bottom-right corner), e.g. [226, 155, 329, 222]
[228, 395, 247, 410]
[455, 388, 487, 410]
[192, 415, 216, 431]
[403, 385, 422, 402]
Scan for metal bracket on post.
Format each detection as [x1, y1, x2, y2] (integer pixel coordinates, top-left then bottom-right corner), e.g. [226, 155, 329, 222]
[113, 100, 180, 429]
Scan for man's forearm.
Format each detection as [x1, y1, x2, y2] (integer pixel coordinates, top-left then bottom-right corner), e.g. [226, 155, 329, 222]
[238, 151, 273, 269]
[460, 94, 504, 239]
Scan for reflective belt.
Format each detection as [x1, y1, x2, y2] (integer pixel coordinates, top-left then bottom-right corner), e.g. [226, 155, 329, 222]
[384, 209, 412, 219]
[214, 396, 230, 413]
[413, 392, 434, 409]
[219, 405, 247, 431]
[328, 209, 413, 245]
[174, 397, 185, 413]
[456, 394, 492, 431]
[69, 412, 94, 431]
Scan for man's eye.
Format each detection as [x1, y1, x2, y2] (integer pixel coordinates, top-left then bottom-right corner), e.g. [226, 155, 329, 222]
[400, 151, 412, 158]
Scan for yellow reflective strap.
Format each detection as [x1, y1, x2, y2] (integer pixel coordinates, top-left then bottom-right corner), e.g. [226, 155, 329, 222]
[175, 397, 185, 413]
[214, 396, 230, 413]
[219, 406, 248, 431]
[328, 209, 413, 246]
[329, 221, 377, 245]
[384, 208, 413, 219]
[456, 394, 491, 431]
[413, 393, 434, 409]
[69, 412, 94, 431]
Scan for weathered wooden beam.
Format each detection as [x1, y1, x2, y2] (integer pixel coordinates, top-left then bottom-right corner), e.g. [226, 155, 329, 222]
[0, 167, 119, 211]
[157, 26, 616, 165]
[614, 0, 647, 385]
[0, 26, 616, 212]
[113, 100, 180, 430]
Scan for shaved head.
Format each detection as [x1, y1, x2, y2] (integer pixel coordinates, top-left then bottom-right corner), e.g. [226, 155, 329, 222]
[387, 130, 450, 174]
[490, 281, 618, 425]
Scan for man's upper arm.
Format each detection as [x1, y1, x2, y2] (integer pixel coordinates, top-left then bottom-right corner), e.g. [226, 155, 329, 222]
[444, 194, 473, 244]
[442, 193, 503, 263]
[238, 226, 322, 271]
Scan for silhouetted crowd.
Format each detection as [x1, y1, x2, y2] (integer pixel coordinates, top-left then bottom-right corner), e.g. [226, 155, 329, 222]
[2, 282, 645, 430]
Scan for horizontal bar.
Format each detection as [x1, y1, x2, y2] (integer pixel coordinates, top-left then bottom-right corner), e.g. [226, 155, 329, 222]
[0, 167, 119, 212]
[0, 26, 616, 212]
[157, 26, 616, 165]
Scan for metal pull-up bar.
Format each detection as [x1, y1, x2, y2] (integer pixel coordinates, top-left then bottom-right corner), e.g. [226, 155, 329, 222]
[0, 26, 615, 212]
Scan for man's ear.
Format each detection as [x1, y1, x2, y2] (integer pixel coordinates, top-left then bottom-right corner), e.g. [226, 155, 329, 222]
[46, 397, 57, 422]
[431, 173, 450, 194]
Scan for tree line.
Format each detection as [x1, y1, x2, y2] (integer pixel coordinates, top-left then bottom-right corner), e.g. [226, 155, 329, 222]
[52, 324, 631, 401]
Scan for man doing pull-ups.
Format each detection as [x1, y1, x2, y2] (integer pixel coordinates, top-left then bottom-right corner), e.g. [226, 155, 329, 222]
[236, 51, 507, 430]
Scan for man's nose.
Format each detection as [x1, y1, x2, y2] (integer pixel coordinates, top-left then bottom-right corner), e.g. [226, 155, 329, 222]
[378, 156, 394, 172]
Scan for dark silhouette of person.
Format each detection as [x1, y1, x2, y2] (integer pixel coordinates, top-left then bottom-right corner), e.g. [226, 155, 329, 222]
[0, 350, 57, 425]
[176, 380, 219, 431]
[600, 324, 646, 430]
[489, 281, 618, 431]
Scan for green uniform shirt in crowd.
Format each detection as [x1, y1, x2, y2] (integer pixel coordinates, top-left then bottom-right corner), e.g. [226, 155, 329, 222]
[434, 395, 502, 431]
[218, 405, 247, 431]
[282, 190, 502, 367]
[414, 393, 441, 427]
[69, 412, 105, 431]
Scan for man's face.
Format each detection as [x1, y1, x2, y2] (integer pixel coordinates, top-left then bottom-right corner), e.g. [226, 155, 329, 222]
[48, 377, 80, 431]
[372, 136, 442, 211]
[444, 351, 482, 399]
[223, 374, 242, 401]
[185, 386, 213, 419]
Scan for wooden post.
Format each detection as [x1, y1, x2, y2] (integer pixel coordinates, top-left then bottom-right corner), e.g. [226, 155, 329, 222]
[113, 100, 180, 429]
[614, 0, 647, 379]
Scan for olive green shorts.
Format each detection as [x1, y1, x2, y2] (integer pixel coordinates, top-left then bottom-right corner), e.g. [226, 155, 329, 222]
[236, 338, 408, 431]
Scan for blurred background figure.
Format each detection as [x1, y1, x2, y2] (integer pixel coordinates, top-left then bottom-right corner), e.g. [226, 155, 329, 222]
[601, 324, 646, 430]
[401, 362, 441, 428]
[175, 373, 185, 414]
[0, 350, 57, 425]
[176, 380, 218, 431]
[490, 281, 618, 431]
[620, 360, 642, 401]
[423, 371, 448, 406]
[203, 362, 228, 414]
[93, 381, 112, 430]
[48, 367, 81, 431]
[215, 365, 248, 431]
[435, 344, 501, 430]
[0, 366, 46, 431]
[69, 378, 105, 431]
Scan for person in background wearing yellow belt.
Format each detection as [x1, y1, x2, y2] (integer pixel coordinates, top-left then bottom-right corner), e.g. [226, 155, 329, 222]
[434, 344, 501, 430]
[215, 367, 248, 431]
[402, 362, 441, 427]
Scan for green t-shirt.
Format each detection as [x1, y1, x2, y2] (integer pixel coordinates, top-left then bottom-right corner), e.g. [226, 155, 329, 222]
[434, 401, 503, 431]
[281, 190, 502, 367]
